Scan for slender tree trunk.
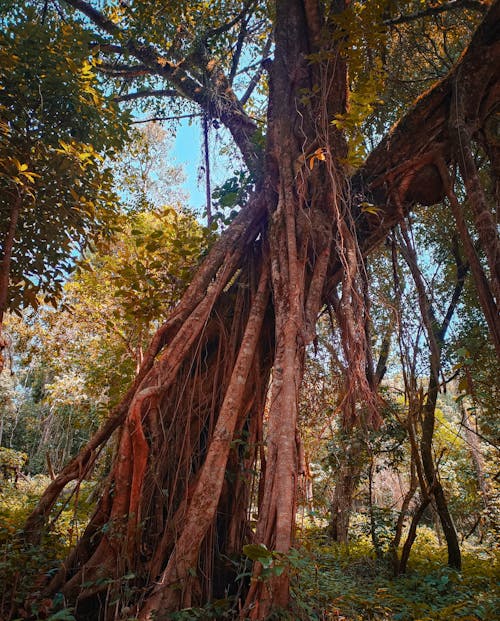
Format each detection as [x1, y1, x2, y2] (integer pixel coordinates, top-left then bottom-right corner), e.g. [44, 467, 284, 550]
[399, 224, 467, 570]
[390, 457, 418, 575]
[396, 392, 432, 574]
[0, 193, 20, 373]
[399, 496, 432, 574]
[329, 438, 364, 544]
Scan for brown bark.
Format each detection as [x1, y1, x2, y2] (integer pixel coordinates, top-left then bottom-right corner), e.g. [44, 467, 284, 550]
[454, 130, 500, 304]
[139, 263, 269, 617]
[449, 40, 500, 305]
[398, 496, 432, 574]
[29, 255, 272, 616]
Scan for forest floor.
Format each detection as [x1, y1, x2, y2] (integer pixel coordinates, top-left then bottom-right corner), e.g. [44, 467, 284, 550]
[0, 477, 498, 621]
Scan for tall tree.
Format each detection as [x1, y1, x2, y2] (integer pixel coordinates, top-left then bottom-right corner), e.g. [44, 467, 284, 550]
[19, 1, 500, 619]
[0, 4, 129, 371]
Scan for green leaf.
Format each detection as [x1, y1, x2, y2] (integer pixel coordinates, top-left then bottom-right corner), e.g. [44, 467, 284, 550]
[243, 543, 273, 561]
[47, 610, 76, 621]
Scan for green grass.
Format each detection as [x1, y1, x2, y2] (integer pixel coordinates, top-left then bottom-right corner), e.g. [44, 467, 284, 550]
[0, 476, 94, 619]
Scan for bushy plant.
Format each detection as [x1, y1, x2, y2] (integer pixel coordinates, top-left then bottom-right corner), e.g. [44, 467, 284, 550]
[0, 476, 94, 618]
[287, 528, 499, 620]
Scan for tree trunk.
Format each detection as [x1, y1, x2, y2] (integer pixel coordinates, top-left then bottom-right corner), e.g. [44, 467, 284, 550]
[329, 438, 364, 544]
[399, 224, 467, 570]
[0, 193, 20, 373]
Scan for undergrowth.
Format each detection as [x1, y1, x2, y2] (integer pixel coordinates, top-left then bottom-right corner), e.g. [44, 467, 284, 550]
[0, 484, 498, 620]
[288, 528, 499, 621]
[0, 476, 94, 619]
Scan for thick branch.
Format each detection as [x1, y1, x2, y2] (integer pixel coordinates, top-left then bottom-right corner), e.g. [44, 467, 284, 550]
[354, 0, 500, 254]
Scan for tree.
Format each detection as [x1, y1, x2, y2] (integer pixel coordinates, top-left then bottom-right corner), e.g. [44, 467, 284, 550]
[0, 4, 129, 371]
[19, 1, 500, 619]
[3, 206, 205, 475]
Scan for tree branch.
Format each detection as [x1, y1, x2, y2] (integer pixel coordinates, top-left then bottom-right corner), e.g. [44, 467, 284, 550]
[131, 114, 202, 125]
[240, 34, 273, 106]
[114, 88, 178, 103]
[62, 0, 261, 174]
[99, 63, 152, 77]
[437, 236, 469, 342]
[229, 16, 248, 85]
[202, 0, 256, 41]
[385, 0, 488, 26]
[92, 42, 124, 54]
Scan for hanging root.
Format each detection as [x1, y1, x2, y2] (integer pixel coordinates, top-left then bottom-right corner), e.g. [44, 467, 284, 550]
[37, 248, 274, 618]
[139, 260, 270, 618]
[21, 192, 267, 547]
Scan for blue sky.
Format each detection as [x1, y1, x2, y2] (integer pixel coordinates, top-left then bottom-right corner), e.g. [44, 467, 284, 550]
[172, 118, 233, 219]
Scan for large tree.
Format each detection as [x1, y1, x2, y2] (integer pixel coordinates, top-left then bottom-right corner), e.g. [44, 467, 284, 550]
[20, 0, 499, 619]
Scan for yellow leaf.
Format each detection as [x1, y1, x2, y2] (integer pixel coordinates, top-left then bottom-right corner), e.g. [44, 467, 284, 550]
[360, 202, 382, 215]
[309, 148, 327, 169]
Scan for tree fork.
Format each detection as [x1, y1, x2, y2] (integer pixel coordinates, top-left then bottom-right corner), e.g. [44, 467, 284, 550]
[398, 223, 465, 570]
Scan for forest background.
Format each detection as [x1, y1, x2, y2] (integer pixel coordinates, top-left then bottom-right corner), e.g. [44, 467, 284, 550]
[0, 0, 499, 620]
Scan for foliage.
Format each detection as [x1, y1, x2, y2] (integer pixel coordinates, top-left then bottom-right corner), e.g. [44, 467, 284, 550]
[288, 529, 499, 620]
[1, 202, 207, 474]
[0, 116, 210, 474]
[0, 4, 130, 313]
[0, 476, 94, 617]
[111, 123, 186, 212]
[212, 169, 255, 227]
[0, 446, 27, 475]
[329, 0, 389, 167]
